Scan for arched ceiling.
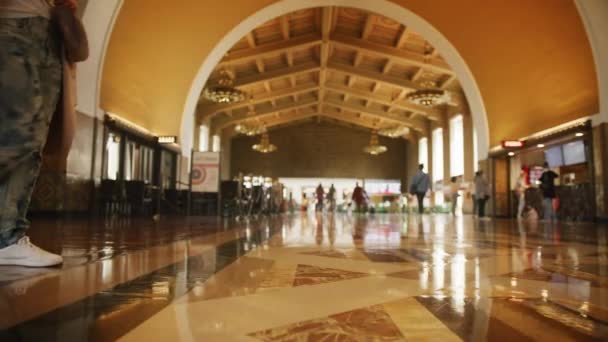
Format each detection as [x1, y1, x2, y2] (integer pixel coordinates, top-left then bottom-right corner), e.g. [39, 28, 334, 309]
[200, 7, 464, 137]
[101, 0, 598, 148]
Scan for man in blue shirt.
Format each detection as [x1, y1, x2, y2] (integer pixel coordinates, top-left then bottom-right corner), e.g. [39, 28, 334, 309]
[410, 164, 430, 214]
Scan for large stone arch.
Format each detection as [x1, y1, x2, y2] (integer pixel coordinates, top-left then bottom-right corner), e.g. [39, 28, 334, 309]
[180, 0, 490, 159]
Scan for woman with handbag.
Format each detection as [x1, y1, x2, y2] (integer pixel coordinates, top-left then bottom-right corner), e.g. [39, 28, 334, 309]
[0, 0, 87, 267]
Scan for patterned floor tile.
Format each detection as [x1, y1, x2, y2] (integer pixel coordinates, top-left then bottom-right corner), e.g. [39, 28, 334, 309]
[292, 264, 369, 287]
[248, 304, 404, 341]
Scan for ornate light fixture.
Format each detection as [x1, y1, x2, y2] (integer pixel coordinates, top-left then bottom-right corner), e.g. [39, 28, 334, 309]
[406, 45, 449, 107]
[406, 83, 447, 107]
[378, 125, 410, 138]
[252, 133, 277, 153]
[363, 131, 388, 155]
[235, 122, 267, 136]
[202, 69, 246, 104]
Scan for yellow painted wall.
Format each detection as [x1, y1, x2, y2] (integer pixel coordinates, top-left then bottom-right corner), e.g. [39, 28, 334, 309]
[101, 0, 598, 146]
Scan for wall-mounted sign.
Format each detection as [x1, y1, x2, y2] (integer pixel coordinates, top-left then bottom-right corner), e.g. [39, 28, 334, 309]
[158, 136, 177, 144]
[501, 140, 524, 148]
[191, 151, 220, 193]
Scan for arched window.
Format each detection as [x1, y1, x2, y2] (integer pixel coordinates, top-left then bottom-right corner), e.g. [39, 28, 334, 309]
[199, 125, 209, 151]
[450, 115, 464, 176]
[432, 128, 444, 182]
[418, 137, 428, 170]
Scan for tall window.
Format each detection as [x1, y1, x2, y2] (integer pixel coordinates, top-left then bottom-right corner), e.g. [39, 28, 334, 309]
[199, 124, 209, 151]
[212, 135, 221, 152]
[473, 128, 479, 172]
[449, 115, 464, 176]
[418, 137, 428, 170]
[104, 132, 120, 180]
[432, 128, 444, 182]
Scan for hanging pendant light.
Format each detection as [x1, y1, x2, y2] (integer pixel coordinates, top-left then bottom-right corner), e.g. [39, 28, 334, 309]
[202, 69, 246, 104]
[363, 131, 387, 155]
[252, 133, 277, 153]
[235, 122, 267, 136]
[377, 125, 410, 138]
[406, 45, 448, 107]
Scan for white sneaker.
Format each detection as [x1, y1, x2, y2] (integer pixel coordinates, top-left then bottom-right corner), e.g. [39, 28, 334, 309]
[0, 236, 63, 267]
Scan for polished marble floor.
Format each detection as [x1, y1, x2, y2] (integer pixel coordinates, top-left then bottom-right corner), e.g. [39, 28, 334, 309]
[1, 213, 608, 341]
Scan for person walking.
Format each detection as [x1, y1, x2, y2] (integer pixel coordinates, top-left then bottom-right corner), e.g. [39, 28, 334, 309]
[410, 164, 430, 214]
[0, 0, 84, 267]
[352, 182, 364, 213]
[448, 176, 460, 216]
[327, 184, 336, 212]
[514, 171, 527, 218]
[474, 171, 490, 220]
[539, 162, 559, 221]
[315, 183, 324, 212]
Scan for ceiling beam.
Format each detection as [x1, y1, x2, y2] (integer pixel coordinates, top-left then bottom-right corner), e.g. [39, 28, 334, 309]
[264, 112, 319, 129]
[214, 98, 319, 130]
[325, 82, 441, 120]
[198, 82, 319, 120]
[318, 6, 333, 103]
[234, 62, 320, 88]
[361, 14, 375, 40]
[395, 26, 410, 48]
[382, 59, 393, 74]
[320, 109, 386, 131]
[255, 59, 265, 73]
[440, 75, 457, 89]
[411, 67, 425, 82]
[331, 33, 453, 76]
[324, 98, 424, 131]
[217, 34, 321, 68]
[280, 16, 290, 40]
[328, 61, 421, 92]
[246, 32, 256, 48]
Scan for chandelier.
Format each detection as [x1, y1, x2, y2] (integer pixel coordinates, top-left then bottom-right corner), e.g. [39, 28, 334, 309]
[406, 80, 448, 107]
[363, 132, 387, 155]
[406, 45, 448, 107]
[252, 133, 277, 153]
[235, 122, 267, 136]
[378, 125, 410, 138]
[202, 69, 246, 104]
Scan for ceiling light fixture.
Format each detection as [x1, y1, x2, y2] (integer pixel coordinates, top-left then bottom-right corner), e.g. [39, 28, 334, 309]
[406, 45, 449, 107]
[537, 144, 545, 148]
[235, 122, 267, 136]
[575, 132, 584, 137]
[202, 69, 246, 104]
[363, 131, 388, 155]
[508, 152, 515, 157]
[252, 133, 277, 153]
[377, 125, 410, 138]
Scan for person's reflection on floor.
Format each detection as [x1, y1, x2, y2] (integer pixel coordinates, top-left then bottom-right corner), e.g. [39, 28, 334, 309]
[352, 215, 367, 244]
[328, 213, 336, 246]
[315, 214, 324, 246]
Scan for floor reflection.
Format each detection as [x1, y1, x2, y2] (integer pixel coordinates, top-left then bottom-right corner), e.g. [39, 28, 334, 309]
[0, 213, 607, 341]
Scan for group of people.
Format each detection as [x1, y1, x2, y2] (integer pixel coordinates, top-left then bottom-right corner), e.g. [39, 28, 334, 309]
[314, 183, 337, 212]
[409, 164, 491, 218]
[514, 162, 559, 222]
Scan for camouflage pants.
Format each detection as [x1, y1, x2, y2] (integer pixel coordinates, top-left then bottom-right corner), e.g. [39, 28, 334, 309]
[0, 17, 62, 248]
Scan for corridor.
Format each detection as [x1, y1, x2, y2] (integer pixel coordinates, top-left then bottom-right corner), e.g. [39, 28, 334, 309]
[1, 214, 607, 341]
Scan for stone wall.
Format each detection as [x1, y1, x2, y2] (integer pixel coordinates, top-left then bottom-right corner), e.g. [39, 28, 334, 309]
[230, 121, 408, 184]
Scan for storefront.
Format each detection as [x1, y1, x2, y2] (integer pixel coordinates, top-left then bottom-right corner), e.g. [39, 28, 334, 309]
[490, 120, 595, 220]
[101, 114, 180, 215]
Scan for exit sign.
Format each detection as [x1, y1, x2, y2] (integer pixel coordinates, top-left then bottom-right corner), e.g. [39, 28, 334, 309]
[502, 140, 524, 148]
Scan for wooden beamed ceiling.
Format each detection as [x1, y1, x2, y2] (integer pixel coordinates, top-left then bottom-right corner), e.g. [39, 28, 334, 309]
[199, 7, 466, 135]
